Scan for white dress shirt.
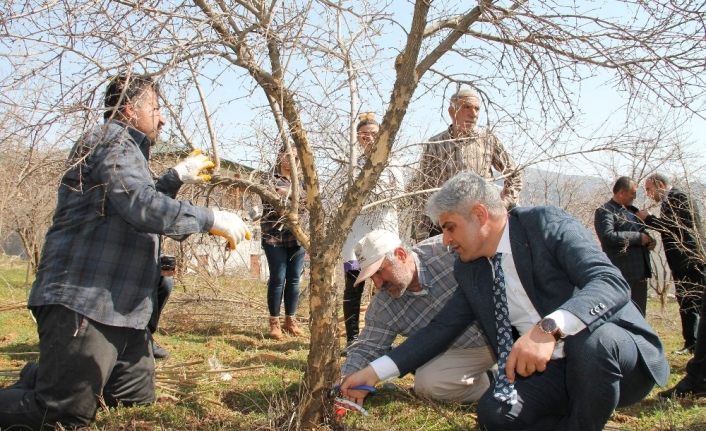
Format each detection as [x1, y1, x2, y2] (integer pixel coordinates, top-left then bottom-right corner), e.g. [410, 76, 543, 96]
[370, 219, 587, 381]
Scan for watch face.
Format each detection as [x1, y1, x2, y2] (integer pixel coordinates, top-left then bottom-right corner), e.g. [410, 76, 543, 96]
[540, 318, 557, 333]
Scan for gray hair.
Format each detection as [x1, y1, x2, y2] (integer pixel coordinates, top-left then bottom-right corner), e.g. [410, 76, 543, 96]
[646, 172, 670, 187]
[425, 171, 505, 222]
[450, 86, 481, 104]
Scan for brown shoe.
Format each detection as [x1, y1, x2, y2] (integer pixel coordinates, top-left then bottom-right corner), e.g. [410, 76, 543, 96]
[269, 316, 283, 340]
[283, 315, 304, 336]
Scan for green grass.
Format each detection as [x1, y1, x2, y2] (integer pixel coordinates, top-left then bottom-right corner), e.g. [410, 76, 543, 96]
[1, 255, 705, 430]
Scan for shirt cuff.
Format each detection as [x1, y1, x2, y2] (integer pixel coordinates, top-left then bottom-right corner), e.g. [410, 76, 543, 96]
[369, 356, 400, 381]
[547, 309, 586, 337]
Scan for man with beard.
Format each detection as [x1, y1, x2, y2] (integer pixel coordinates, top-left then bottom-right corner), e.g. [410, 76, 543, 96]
[340, 229, 494, 402]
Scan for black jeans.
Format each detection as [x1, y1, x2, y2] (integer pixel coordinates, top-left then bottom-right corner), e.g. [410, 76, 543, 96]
[628, 278, 648, 317]
[685, 274, 706, 383]
[148, 276, 174, 334]
[0, 305, 155, 430]
[342, 269, 362, 344]
[672, 268, 703, 347]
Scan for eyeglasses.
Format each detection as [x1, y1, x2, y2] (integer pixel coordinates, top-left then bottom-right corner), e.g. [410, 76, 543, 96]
[357, 132, 378, 138]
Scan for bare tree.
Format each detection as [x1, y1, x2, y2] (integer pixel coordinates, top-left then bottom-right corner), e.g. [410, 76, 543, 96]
[1, 0, 705, 428]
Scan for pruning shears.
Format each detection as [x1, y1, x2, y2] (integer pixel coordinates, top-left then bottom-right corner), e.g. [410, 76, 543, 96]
[331, 384, 377, 417]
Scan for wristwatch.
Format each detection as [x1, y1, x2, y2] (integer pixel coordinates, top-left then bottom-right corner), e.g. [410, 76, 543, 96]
[537, 317, 564, 341]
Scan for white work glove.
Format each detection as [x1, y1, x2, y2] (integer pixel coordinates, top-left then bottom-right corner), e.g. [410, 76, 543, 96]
[173, 149, 215, 184]
[209, 210, 252, 250]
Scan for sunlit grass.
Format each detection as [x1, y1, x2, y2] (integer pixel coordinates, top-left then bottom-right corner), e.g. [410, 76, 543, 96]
[0, 255, 704, 430]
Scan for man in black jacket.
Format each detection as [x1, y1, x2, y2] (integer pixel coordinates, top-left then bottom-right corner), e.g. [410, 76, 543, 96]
[638, 173, 706, 398]
[638, 173, 704, 355]
[595, 176, 655, 315]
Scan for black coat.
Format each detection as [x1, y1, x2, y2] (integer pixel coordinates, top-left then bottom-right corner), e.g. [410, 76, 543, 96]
[594, 199, 652, 282]
[644, 187, 705, 277]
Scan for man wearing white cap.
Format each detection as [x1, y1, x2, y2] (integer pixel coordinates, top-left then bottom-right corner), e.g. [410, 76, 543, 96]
[341, 229, 495, 402]
[408, 86, 521, 241]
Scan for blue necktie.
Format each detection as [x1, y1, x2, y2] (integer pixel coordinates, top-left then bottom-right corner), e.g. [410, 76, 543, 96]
[492, 252, 518, 405]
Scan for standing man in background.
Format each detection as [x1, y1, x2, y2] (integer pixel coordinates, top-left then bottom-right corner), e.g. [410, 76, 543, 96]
[340, 113, 404, 353]
[638, 173, 705, 355]
[408, 86, 521, 241]
[595, 176, 655, 315]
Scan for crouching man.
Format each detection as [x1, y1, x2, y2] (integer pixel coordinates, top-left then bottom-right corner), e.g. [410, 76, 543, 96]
[341, 229, 494, 402]
[342, 172, 668, 431]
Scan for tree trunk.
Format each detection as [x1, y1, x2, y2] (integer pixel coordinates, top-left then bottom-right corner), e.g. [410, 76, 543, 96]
[299, 249, 340, 429]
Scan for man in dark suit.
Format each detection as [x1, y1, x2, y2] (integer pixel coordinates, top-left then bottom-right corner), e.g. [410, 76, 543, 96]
[637, 173, 705, 355]
[342, 172, 668, 431]
[594, 176, 655, 315]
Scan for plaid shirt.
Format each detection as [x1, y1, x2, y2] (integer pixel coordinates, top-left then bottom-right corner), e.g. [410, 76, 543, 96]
[341, 235, 489, 376]
[28, 120, 213, 329]
[260, 173, 302, 248]
[408, 126, 521, 239]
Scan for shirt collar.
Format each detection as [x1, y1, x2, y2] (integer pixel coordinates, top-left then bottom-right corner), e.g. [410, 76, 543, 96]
[107, 119, 151, 160]
[409, 251, 429, 296]
[496, 219, 512, 256]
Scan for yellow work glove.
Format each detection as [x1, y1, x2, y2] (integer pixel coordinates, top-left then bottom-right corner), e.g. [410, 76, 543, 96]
[173, 149, 215, 184]
[209, 210, 252, 250]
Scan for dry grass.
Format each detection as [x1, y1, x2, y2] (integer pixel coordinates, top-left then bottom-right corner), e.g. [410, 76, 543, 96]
[1, 256, 705, 430]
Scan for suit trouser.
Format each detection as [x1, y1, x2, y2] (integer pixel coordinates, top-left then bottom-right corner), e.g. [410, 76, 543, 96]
[628, 278, 648, 317]
[476, 323, 656, 431]
[0, 305, 155, 430]
[685, 284, 706, 383]
[342, 269, 362, 344]
[672, 268, 703, 347]
[413, 345, 495, 403]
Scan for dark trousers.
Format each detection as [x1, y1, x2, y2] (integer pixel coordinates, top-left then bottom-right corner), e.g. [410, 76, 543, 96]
[342, 269, 362, 343]
[477, 323, 656, 431]
[148, 276, 173, 334]
[685, 278, 706, 383]
[628, 278, 648, 317]
[672, 268, 703, 347]
[0, 305, 155, 430]
[263, 243, 305, 316]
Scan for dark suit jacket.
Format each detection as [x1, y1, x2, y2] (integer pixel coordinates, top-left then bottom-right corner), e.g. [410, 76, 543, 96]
[388, 206, 668, 387]
[594, 199, 652, 282]
[644, 187, 705, 276]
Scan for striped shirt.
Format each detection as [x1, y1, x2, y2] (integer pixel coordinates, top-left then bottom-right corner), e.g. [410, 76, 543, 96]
[408, 126, 521, 240]
[341, 235, 489, 375]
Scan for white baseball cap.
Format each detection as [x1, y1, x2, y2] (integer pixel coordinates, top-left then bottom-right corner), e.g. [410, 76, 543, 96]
[353, 229, 403, 286]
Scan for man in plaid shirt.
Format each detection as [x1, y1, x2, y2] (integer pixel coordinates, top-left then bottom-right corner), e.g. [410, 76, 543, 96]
[341, 230, 494, 402]
[0, 74, 249, 429]
[408, 86, 521, 241]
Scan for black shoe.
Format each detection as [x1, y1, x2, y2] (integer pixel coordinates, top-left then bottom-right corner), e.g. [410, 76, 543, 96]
[673, 344, 695, 355]
[7, 362, 39, 390]
[152, 339, 170, 360]
[658, 376, 706, 399]
[341, 338, 357, 357]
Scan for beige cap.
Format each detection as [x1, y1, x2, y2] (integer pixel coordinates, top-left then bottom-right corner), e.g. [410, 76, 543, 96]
[353, 230, 402, 286]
